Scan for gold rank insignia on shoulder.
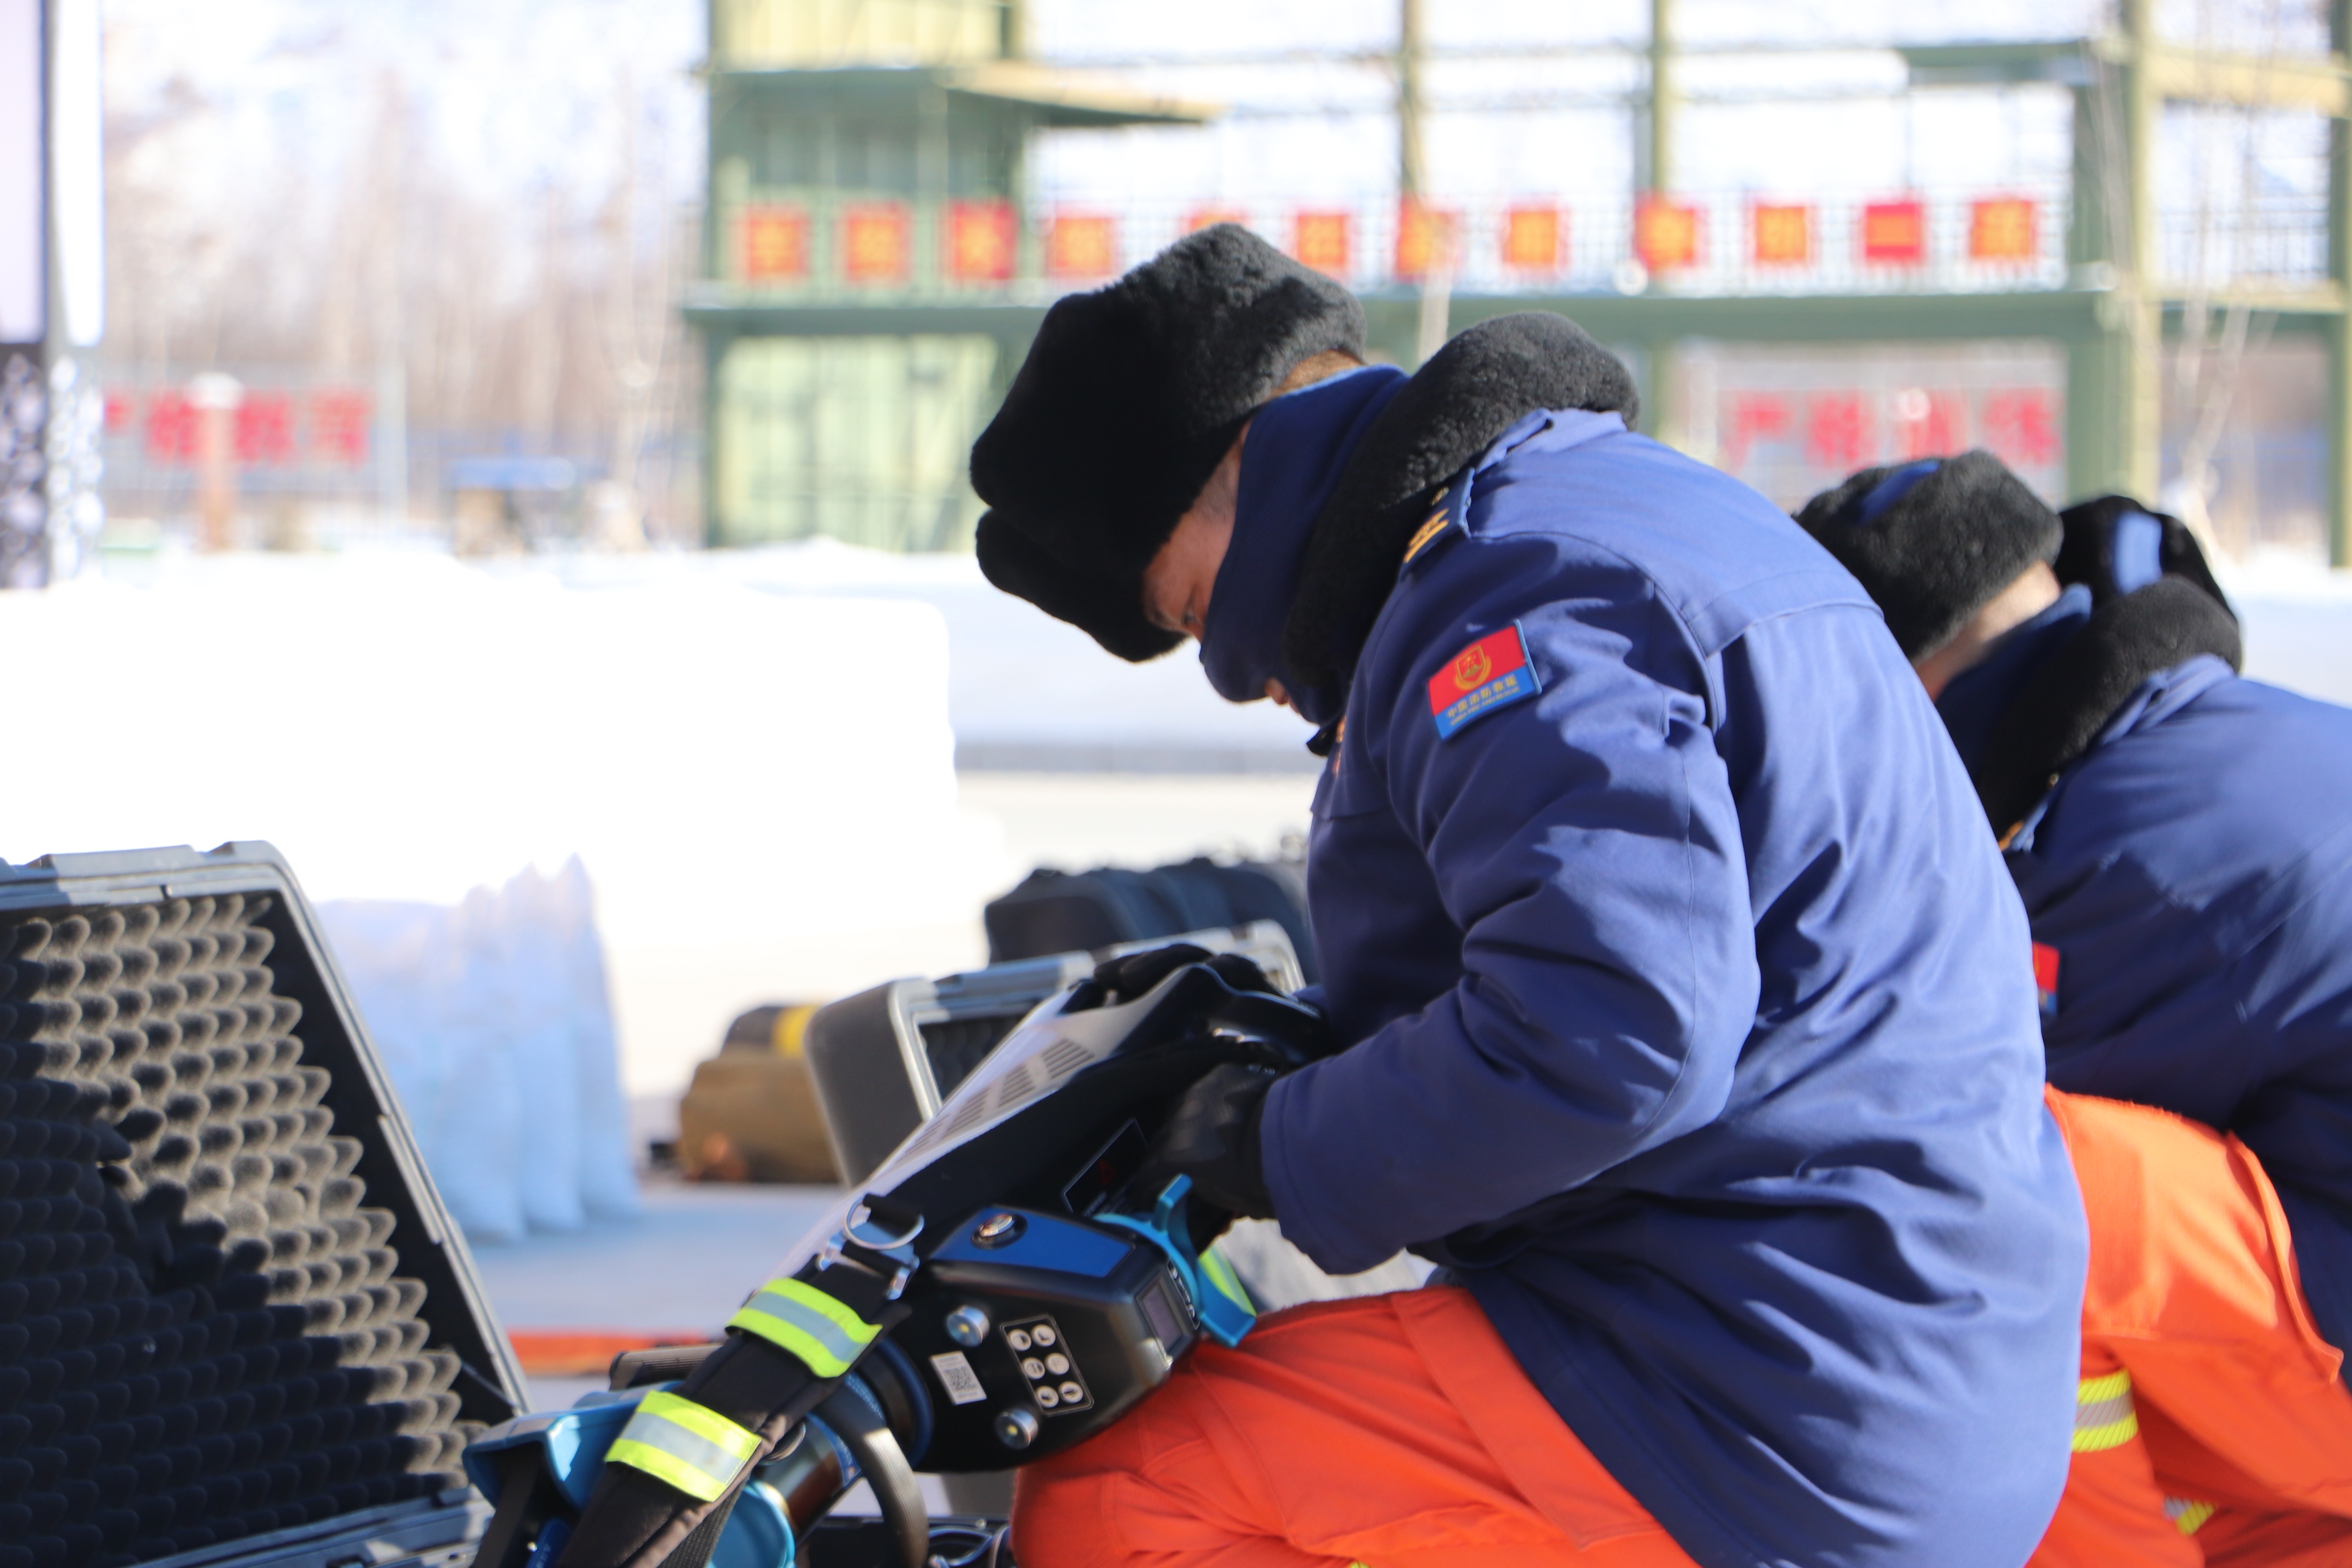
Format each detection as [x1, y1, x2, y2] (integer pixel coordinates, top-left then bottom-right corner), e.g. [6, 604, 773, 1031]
[1402, 489, 1453, 567]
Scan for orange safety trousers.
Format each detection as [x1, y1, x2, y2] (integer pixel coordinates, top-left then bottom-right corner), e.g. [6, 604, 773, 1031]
[2032, 1089, 2352, 1567]
[1012, 1090, 2352, 1568]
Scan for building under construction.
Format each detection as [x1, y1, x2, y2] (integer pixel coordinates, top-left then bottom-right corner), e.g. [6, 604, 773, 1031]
[691, 0, 2352, 567]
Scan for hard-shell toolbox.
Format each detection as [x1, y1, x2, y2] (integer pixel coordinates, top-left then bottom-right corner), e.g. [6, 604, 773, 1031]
[0, 843, 527, 1568]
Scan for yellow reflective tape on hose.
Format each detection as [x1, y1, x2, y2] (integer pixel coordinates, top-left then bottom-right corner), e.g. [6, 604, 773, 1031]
[604, 1390, 762, 1503]
[2072, 1369, 2139, 1453]
[728, 1276, 881, 1377]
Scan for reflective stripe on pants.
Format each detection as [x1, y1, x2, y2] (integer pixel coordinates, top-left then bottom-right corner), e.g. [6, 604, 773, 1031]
[2073, 1370, 2138, 1453]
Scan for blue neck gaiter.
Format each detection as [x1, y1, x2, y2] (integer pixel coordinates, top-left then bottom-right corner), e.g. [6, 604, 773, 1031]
[1936, 582, 2094, 776]
[1200, 365, 1409, 725]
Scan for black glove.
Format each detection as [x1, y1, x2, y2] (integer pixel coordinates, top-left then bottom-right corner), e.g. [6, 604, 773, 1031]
[1138, 1061, 1279, 1221]
[1094, 943, 1283, 1004]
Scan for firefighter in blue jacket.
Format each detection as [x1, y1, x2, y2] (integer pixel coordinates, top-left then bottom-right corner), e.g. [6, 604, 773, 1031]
[968, 225, 2088, 1568]
[1798, 458, 2352, 1560]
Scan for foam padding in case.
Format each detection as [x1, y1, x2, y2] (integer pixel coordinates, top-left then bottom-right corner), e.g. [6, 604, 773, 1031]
[0, 845, 526, 1568]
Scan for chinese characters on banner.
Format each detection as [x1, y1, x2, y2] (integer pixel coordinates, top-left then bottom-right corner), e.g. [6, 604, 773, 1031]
[705, 191, 2047, 288]
[946, 201, 1017, 283]
[1394, 201, 1461, 281]
[1861, 199, 1927, 265]
[1046, 214, 1119, 278]
[1969, 198, 2038, 263]
[842, 203, 911, 283]
[1691, 346, 2067, 510]
[1291, 211, 1352, 277]
[116, 387, 372, 470]
[1752, 203, 1813, 266]
[740, 206, 810, 282]
[1635, 199, 1702, 271]
[1500, 206, 1564, 272]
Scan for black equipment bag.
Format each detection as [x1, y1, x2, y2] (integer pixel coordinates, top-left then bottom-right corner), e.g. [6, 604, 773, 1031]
[0, 843, 527, 1568]
[983, 857, 1316, 983]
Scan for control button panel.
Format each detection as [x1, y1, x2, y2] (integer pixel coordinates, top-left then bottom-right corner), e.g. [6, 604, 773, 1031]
[1002, 1314, 1093, 1415]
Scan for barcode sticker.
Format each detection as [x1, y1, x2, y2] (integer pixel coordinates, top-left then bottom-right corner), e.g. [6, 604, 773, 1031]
[930, 1351, 987, 1406]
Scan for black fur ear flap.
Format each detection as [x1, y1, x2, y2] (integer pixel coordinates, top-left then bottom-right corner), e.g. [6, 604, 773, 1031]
[1975, 576, 2244, 833]
[975, 512, 1186, 664]
[2055, 494, 2234, 619]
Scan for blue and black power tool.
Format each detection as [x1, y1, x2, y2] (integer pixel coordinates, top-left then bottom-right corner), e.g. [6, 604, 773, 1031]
[462, 956, 1328, 1568]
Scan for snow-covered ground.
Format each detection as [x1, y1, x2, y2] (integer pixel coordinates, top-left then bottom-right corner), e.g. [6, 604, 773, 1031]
[6, 540, 2344, 1238]
[0, 548, 1014, 1110]
[539, 540, 1321, 771]
[0, 544, 1318, 1127]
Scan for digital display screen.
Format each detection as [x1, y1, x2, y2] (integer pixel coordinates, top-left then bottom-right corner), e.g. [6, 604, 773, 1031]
[1061, 1119, 1146, 1218]
[1138, 1275, 1189, 1357]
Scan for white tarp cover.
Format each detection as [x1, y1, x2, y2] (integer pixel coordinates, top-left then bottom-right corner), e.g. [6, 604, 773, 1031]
[320, 858, 640, 1245]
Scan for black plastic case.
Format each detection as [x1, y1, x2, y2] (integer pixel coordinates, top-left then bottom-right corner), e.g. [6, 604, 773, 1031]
[0, 843, 528, 1568]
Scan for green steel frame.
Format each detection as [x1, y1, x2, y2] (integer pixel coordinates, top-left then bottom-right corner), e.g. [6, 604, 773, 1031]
[691, 1, 2352, 563]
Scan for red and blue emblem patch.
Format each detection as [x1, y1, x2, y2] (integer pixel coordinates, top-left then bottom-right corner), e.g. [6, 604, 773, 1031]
[2032, 941, 2060, 1020]
[1427, 624, 1539, 739]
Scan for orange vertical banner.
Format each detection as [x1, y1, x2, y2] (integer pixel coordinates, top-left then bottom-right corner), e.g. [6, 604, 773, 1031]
[1046, 213, 1119, 278]
[1633, 198, 1701, 271]
[1969, 197, 2037, 263]
[1500, 206, 1565, 272]
[1860, 198, 1927, 265]
[1750, 202, 1812, 266]
[1292, 210, 1353, 277]
[842, 203, 911, 282]
[740, 206, 810, 281]
[946, 200, 1018, 282]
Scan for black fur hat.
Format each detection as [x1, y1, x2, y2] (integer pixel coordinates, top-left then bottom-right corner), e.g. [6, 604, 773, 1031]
[2055, 493, 2233, 616]
[970, 224, 1367, 661]
[1795, 450, 2064, 660]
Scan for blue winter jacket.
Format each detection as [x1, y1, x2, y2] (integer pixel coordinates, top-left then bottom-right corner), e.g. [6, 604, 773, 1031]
[1955, 617, 2352, 1362]
[1255, 410, 2087, 1568]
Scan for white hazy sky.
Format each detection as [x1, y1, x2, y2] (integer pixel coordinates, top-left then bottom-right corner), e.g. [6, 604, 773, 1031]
[100, 0, 2325, 243]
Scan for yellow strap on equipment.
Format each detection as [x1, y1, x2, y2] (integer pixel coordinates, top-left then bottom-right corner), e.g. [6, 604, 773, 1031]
[2071, 1369, 2139, 1453]
[604, 1389, 761, 1502]
[728, 1276, 881, 1377]
[1199, 1246, 1256, 1318]
[2165, 1497, 2217, 1536]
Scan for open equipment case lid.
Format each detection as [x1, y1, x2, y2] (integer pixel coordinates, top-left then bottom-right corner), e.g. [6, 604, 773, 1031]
[0, 842, 529, 1568]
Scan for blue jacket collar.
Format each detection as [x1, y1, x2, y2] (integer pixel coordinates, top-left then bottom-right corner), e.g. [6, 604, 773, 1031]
[1200, 366, 1408, 724]
[1936, 584, 2093, 777]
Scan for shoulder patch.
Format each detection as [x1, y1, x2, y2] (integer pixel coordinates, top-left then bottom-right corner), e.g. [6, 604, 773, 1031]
[1427, 624, 1540, 739]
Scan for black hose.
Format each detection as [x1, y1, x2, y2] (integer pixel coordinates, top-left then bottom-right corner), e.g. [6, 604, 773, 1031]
[814, 1382, 931, 1568]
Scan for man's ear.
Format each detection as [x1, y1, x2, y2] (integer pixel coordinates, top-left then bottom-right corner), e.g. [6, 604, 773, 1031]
[1274, 350, 1367, 397]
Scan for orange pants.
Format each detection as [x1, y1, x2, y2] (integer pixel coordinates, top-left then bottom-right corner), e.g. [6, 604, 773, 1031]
[2033, 1090, 2352, 1567]
[1011, 1284, 1696, 1568]
[1014, 1092, 2352, 1568]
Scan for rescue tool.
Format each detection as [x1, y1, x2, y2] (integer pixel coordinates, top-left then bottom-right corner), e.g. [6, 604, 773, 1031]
[462, 957, 1331, 1568]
